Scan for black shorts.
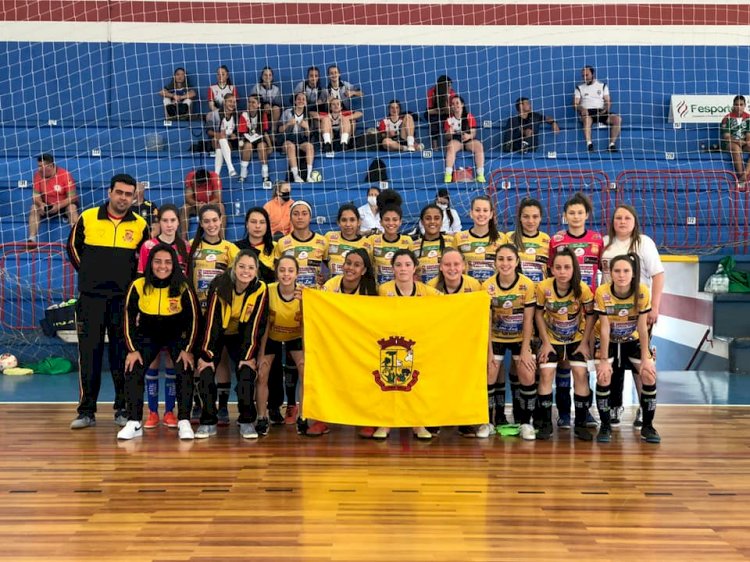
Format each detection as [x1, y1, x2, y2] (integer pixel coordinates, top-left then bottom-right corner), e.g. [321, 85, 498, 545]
[264, 337, 303, 356]
[541, 343, 587, 368]
[492, 341, 523, 359]
[586, 108, 611, 124]
[279, 132, 312, 147]
[595, 340, 649, 367]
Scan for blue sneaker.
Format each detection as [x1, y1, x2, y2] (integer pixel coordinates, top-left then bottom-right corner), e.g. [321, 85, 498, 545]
[585, 410, 599, 428]
[556, 413, 571, 429]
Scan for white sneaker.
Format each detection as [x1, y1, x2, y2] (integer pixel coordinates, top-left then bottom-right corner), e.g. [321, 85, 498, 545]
[475, 423, 493, 439]
[406, 145, 416, 152]
[293, 175, 304, 183]
[520, 423, 537, 441]
[117, 420, 143, 440]
[372, 427, 390, 439]
[239, 422, 258, 439]
[228, 168, 238, 178]
[177, 419, 194, 440]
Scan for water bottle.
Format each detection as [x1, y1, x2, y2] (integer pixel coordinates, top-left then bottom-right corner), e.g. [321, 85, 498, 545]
[234, 200, 241, 216]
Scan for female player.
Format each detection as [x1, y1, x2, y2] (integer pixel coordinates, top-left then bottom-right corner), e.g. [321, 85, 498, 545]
[378, 99, 419, 152]
[443, 95, 486, 183]
[235, 207, 276, 284]
[188, 204, 240, 424]
[482, 244, 537, 441]
[210, 93, 241, 178]
[370, 195, 413, 285]
[136, 204, 190, 430]
[453, 195, 507, 283]
[507, 198, 550, 284]
[117, 244, 199, 441]
[425, 75, 455, 149]
[413, 204, 452, 283]
[195, 250, 268, 439]
[275, 200, 329, 288]
[601, 204, 664, 426]
[206, 64, 239, 120]
[535, 247, 595, 441]
[325, 204, 373, 278]
[428, 248, 481, 294]
[594, 254, 660, 443]
[375, 249, 440, 440]
[250, 66, 283, 132]
[278, 92, 315, 183]
[322, 248, 378, 295]
[238, 94, 272, 182]
[293, 66, 324, 117]
[322, 64, 363, 111]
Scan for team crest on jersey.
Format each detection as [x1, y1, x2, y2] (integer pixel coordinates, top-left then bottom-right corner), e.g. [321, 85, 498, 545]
[298, 250, 309, 260]
[553, 233, 564, 241]
[527, 247, 537, 255]
[168, 298, 180, 313]
[603, 293, 611, 302]
[372, 336, 419, 392]
[123, 229, 134, 242]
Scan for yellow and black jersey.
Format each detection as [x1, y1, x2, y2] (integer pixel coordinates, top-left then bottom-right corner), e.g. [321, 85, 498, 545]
[234, 238, 276, 284]
[413, 234, 453, 283]
[427, 274, 481, 294]
[452, 229, 509, 282]
[67, 205, 149, 296]
[267, 282, 303, 342]
[201, 279, 268, 362]
[482, 273, 536, 343]
[535, 278, 594, 345]
[506, 230, 550, 284]
[321, 275, 364, 294]
[370, 233, 413, 285]
[123, 277, 199, 353]
[378, 281, 441, 297]
[189, 238, 240, 308]
[325, 231, 373, 277]
[275, 232, 329, 288]
[594, 283, 651, 343]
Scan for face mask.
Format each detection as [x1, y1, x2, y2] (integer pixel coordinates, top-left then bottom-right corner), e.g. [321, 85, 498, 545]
[280, 192, 291, 202]
[437, 203, 448, 211]
[367, 196, 377, 206]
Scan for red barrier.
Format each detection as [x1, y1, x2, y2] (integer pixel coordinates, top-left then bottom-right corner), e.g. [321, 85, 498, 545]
[0, 243, 76, 330]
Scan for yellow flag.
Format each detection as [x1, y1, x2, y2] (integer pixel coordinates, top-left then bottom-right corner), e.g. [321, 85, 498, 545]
[303, 290, 490, 427]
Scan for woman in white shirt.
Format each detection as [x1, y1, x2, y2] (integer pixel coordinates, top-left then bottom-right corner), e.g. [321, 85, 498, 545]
[357, 186, 383, 235]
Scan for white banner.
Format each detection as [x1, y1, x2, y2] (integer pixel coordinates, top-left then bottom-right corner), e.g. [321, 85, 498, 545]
[669, 95, 748, 124]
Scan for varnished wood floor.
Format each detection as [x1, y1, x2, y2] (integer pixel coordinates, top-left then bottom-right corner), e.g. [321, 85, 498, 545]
[1, 404, 749, 561]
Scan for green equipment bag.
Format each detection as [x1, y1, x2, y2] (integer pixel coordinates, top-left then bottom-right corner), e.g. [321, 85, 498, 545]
[719, 256, 750, 293]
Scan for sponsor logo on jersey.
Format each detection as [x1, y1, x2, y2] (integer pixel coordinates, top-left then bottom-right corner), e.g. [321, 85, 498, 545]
[168, 298, 180, 313]
[372, 335, 419, 392]
[123, 229, 134, 243]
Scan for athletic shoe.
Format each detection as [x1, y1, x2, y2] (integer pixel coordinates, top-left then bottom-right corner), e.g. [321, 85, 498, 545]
[70, 414, 96, 429]
[177, 419, 194, 440]
[443, 173, 452, 183]
[556, 413, 571, 429]
[255, 417, 270, 436]
[608, 143, 618, 153]
[296, 417, 309, 436]
[144, 411, 160, 429]
[217, 407, 230, 427]
[457, 425, 476, 438]
[228, 169, 238, 178]
[372, 427, 390, 439]
[163, 411, 178, 428]
[633, 407, 643, 428]
[239, 423, 258, 439]
[610, 406, 623, 427]
[597, 425, 612, 443]
[537, 423, 553, 440]
[284, 404, 298, 425]
[323, 143, 334, 157]
[413, 426, 433, 440]
[494, 409, 509, 427]
[519, 423, 537, 441]
[475, 423, 493, 439]
[190, 405, 202, 423]
[306, 421, 330, 436]
[640, 425, 661, 444]
[427, 427, 441, 436]
[194, 424, 217, 439]
[476, 174, 486, 183]
[117, 421, 143, 440]
[268, 407, 284, 425]
[293, 175, 304, 183]
[585, 410, 599, 428]
[114, 410, 128, 427]
[574, 426, 593, 442]
[238, 175, 246, 183]
[358, 427, 375, 439]
[406, 145, 416, 152]
[587, 143, 595, 152]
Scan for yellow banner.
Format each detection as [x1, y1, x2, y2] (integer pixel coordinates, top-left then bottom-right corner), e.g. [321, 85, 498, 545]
[303, 290, 490, 427]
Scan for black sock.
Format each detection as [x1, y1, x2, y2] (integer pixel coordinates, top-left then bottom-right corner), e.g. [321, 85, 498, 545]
[609, 364, 625, 409]
[509, 372, 521, 424]
[538, 393, 553, 426]
[493, 381, 507, 423]
[518, 383, 537, 425]
[217, 382, 231, 410]
[555, 368, 572, 415]
[640, 383, 657, 426]
[487, 384, 495, 423]
[574, 393, 592, 428]
[284, 365, 299, 405]
[596, 383, 611, 427]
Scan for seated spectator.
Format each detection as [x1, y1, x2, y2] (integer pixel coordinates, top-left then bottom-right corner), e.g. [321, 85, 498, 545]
[443, 95, 486, 184]
[238, 94, 273, 182]
[207, 93, 241, 178]
[319, 64, 363, 111]
[293, 66, 325, 118]
[130, 181, 160, 238]
[502, 97, 560, 153]
[425, 75, 455, 150]
[378, 100, 421, 152]
[159, 67, 196, 120]
[720, 95, 750, 183]
[319, 98, 363, 157]
[251, 66, 284, 133]
[573, 65, 622, 152]
[180, 168, 225, 236]
[206, 65, 240, 128]
[28, 153, 79, 245]
[357, 185, 384, 235]
[279, 92, 316, 183]
[263, 181, 294, 238]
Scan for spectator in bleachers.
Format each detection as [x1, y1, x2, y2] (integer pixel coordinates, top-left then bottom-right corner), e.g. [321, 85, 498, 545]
[130, 181, 159, 238]
[378, 100, 420, 152]
[263, 180, 294, 238]
[279, 92, 316, 183]
[319, 64, 363, 111]
[293, 66, 325, 118]
[180, 168, 225, 237]
[319, 97, 362, 157]
[720, 95, 750, 183]
[238, 94, 273, 182]
[206, 65, 240, 128]
[443, 95, 486, 183]
[502, 97, 560, 153]
[207, 92, 241, 177]
[250, 66, 284, 134]
[426, 75, 455, 150]
[27, 153, 79, 246]
[573, 65, 622, 152]
[358, 185, 384, 235]
[159, 67, 196, 120]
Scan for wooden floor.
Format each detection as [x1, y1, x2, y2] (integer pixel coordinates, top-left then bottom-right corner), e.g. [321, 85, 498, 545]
[1, 404, 749, 562]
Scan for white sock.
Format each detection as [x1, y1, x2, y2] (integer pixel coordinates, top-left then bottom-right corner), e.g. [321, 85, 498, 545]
[445, 166, 453, 174]
[214, 149, 224, 174]
[307, 165, 313, 176]
[341, 132, 350, 145]
[240, 160, 249, 178]
[323, 133, 332, 144]
[477, 167, 485, 176]
[218, 139, 235, 172]
[407, 135, 415, 147]
[291, 166, 300, 177]
[261, 164, 269, 178]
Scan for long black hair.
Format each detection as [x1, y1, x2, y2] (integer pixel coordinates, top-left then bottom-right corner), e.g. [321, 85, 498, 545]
[512, 198, 544, 253]
[156, 203, 189, 267]
[551, 246, 583, 301]
[346, 247, 378, 296]
[418, 203, 446, 255]
[243, 206, 274, 256]
[212, 249, 261, 304]
[187, 203, 223, 283]
[217, 64, 232, 85]
[610, 253, 643, 313]
[143, 243, 189, 298]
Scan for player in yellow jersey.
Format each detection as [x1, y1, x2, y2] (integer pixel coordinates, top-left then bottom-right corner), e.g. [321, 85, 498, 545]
[535, 247, 595, 441]
[414, 204, 453, 283]
[325, 204, 373, 277]
[482, 244, 537, 441]
[275, 200, 329, 288]
[427, 248, 481, 294]
[234, 207, 276, 284]
[322, 248, 378, 295]
[453, 195, 507, 282]
[370, 199, 413, 285]
[594, 254, 660, 444]
[507, 198, 550, 284]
